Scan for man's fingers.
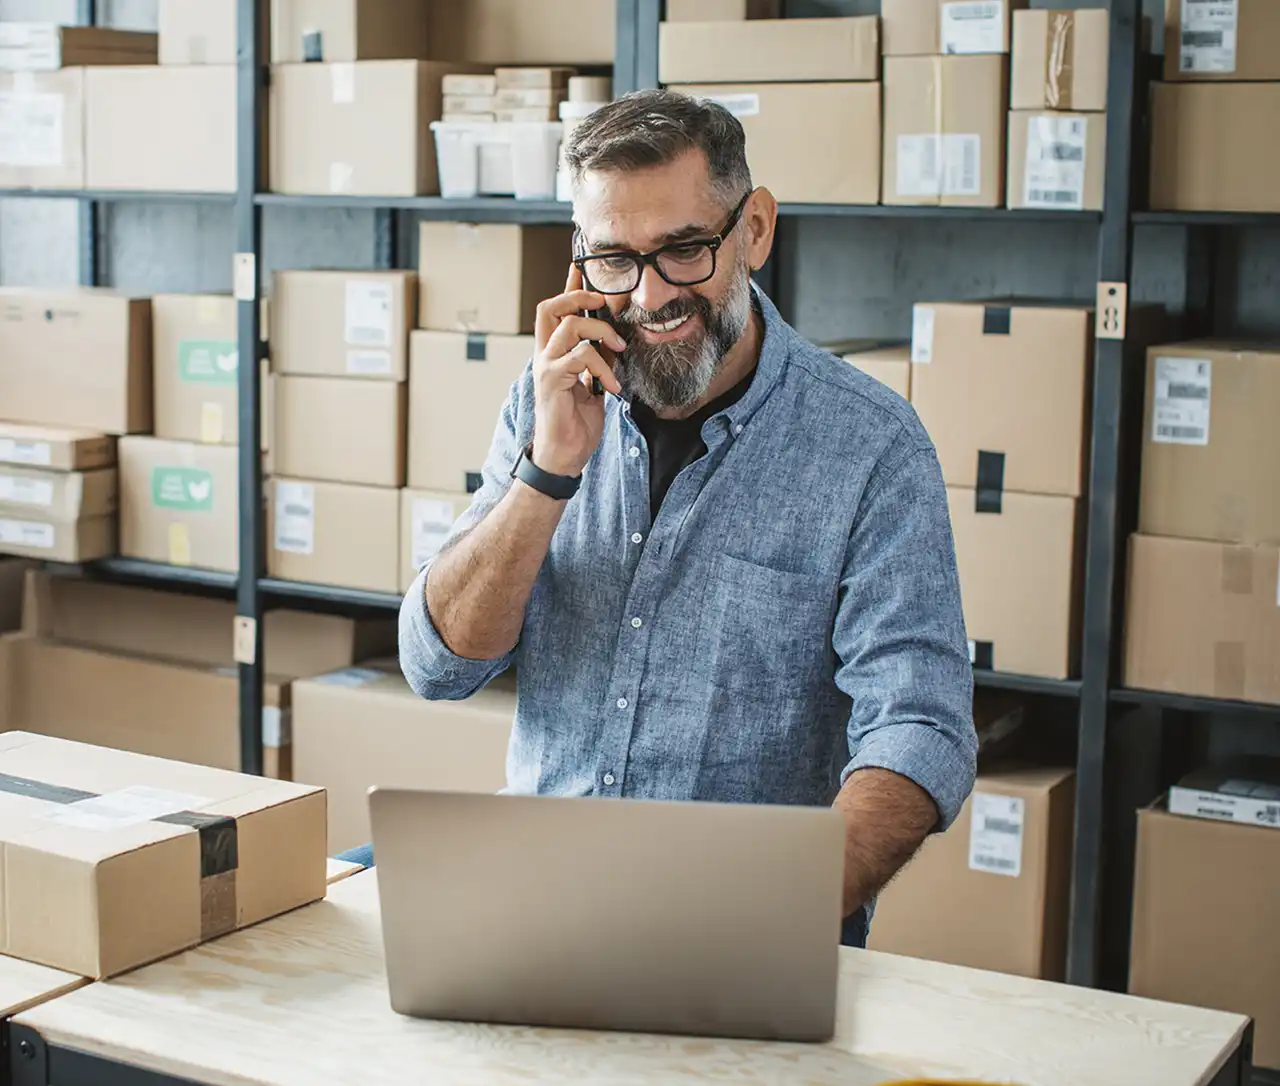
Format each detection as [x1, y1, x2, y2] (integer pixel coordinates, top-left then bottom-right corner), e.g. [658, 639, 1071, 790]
[565, 262, 584, 293]
[546, 340, 622, 397]
[534, 288, 608, 350]
[544, 315, 627, 361]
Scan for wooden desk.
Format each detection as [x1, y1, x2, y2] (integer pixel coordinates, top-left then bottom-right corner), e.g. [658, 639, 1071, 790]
[0, 956, 85, 1021]
[10, 871, 1251, 1086]
[324, 857, 363, 885]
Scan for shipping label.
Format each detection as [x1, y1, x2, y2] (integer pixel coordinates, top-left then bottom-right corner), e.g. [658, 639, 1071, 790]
[274, 480, 315, 556]
[0, 473, 53, 507]
[0, 90, 64, 168]
[411, 498, 459, 571]
[1024, 114, 1087, 210]
[911, 305, 936, 364]
[0, 518, 54, 549]
[1179, 0, 1238, 74]
[941, 134, 981, 197]
[969, 792, 1025, 877]
[39, 786, 210, 832]
[0, 438, 52, 466]
[1152, 356, 1211, 446]
[941, 1, 1004, 55]
[897, 134, 941, 198]
[345, 281, 393, 347]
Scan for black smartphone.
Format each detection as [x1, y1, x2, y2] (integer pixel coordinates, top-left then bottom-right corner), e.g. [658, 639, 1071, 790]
[584, 305, 613, 397]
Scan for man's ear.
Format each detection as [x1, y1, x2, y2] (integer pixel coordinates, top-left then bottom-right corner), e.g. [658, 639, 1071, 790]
[744, 187, 779, 272]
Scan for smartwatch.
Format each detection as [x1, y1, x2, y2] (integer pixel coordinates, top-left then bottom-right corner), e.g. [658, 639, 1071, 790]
[510, 443, 582, 501]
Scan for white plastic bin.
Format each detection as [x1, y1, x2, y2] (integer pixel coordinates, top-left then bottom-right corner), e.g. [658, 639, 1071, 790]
[431, 121, 564, 201]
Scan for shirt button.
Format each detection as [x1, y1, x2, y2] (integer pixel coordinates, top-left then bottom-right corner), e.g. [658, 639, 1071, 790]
[628, 446, 640, 459]
[631, 617, 643, 629]
[603, 773, 616, 786]
[734, 424, 744, 436]
[631, 532, 643, 544]
[616, 697, 628, 710]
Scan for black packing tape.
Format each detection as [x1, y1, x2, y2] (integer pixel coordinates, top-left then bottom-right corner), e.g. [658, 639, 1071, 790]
[302, 30, 323, 62]
[975, 450, 1005, 514]
[466, 334, 488, 362]
[0, 772, 95, 805]
[465, 472, 484, 494]
[982, 306, 1012, 336]
[971, 641, 995, 670]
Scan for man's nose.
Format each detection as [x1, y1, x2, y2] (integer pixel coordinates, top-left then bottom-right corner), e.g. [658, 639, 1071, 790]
[630, 262, 680, 316]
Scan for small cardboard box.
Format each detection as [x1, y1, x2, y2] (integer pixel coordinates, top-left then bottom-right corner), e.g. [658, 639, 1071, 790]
[0, 24, 156, 70]
[271, 270, 416, 380]
[119, 438, 238, 573]
[158, 0, 237, 65]
[408, 331, 531, 493]
[153, 294, 239, 446]
[0, 69, 85, 190]
[86, 66, 236, 193]
[0, 726, 324, 979]
[0, 288, 151, 436]
[0, 515, 115, 563]
[400, 488, 469, 592]
[1006, 110, 1106, 212]
[1011, 9, 1109, 111]
[1164, 0, 1280, 82]
[271, 0, 431, 63]
[1123, 534, 1280, 705]
[881, 0, 1027, 57]
[830, 341, 912, 401]
[273, 376, 406, 488]
[429, 1, 614, 66]
[1168, 761, 1280, 830]
[417, 223, 571, 335]
[666, 0, 781, 19]
[668, 82, 881, 205]
[1138, 342, 1280, 545]
[0, 465, 116, 522]
[268, 478, 400, 593]
[0, 423, 114, 473]
[293, 662, 515, 853]
[659, 17, 878, 83]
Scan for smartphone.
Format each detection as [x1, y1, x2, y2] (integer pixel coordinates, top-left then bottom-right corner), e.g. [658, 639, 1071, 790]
[583, 305, 613, 397]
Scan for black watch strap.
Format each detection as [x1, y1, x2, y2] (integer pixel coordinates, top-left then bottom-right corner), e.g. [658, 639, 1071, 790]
[511, 444, 581, 501]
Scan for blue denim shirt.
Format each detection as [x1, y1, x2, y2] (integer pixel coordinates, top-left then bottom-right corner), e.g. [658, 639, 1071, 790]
[400, 287, 976, 834]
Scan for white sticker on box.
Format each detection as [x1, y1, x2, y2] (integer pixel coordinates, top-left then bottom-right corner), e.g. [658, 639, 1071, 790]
[0, 439, 52, 466]
[1179, 0, 1238, 74]
[329, 161, 354, 193]
[941, 1, 1004, 54]
[911, 305, 936, 364]
[0, 91, 65, 168]
[1152, 356, 1211, 446]
[1024, 114, 1087, 211]
[274, 481, 315, 556]
[345, 281, 393, 347]
[330, 62, 355, 104]
[941, 134, 981, 197]
[896, 134, 941, 198]
[315, 666, 386, 687]
[263, 707, 292, 749]
[0, 474, 54, 506]
[968, 792, 1025, 877]
[39, 786, 210, 832]
[346, 349, 393, 375]
[0, 24, 62, 71]
[700, 92, 759, 118]
[412, 499, 458, 571]
[0, 518, 54, 549]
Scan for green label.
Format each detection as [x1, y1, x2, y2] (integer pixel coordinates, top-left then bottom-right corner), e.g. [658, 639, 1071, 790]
[152, 467, 214, 512]
[179, 339, 238, 385]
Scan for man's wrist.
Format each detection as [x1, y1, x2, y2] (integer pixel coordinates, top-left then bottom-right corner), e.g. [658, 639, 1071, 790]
[529, 440, 581, 479]
[512, 443, 582, 500]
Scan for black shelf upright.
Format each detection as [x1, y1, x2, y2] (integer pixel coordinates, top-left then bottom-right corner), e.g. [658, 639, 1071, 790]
[76, 0, 97, 287]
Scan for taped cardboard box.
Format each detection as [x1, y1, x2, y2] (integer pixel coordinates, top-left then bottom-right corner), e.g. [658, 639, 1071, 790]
[119, 437, 238, 573]
[152, 294, 239, 445]
[0, 423, 114, 473]
[0, 68, 85, 190]
[669, 82, 881, 205]
[271, 0, 430, 63]
[294, 662, 515, 853]
[273, 376, 407, 488]
[0, 288, 151, 435]
[829, 340, 912, 401]
[429, 0, 614, 66]
[158, 0, 237, 65]
[666, 0, 781, 19]
[400, 488, 468, 592]
[1011, 9, 1108, 112]
[0, 24, 156, 70]
[1168, 760, 1280, 830]
[0, 727, 324, 979]
[1130, 802, 1280, 1069]
[948, 487, 1083, 680]
[1123, 534, 1280, 705]
[1006, 110, 1106, 212]
[1138, 342, 1280, 545]
[1164, 0, 1280, 82]
[659, 17, 878, 83]
[408, 331, 531, 492]
[417, 223, 571, 335]
[882, 55, 1008, 208]
[268, 478, 400, 594]
[881, 0, 1026, 57]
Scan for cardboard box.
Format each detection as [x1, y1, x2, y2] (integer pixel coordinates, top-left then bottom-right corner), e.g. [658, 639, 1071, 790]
[1130, 803, 1280, 1069]
[1123, 534, 1280, 704]
[269, 479, 400, 593]
[158, 0, 236, 64]
[0, 466, 115, 523]
[271, 0, 430, 63]
[274, 377, 406, 488]
[0, 69, 85, 190]
[1138, 342, 1280, 545]
[400, 488, 468, 592]
[417, 223, 570, 335]
[1164, 0, 1280, 82]
[119, 438, 238, 573]
[0, 559, 27, 632]
[495, 67, 576, 89]
[408, 332, 531, 492]
[0, 24, 156, 70]
[909, 301, 1093, 497]
[494, 107, 558, 123]
[882, 0, 1026, 56]
[1007, 111, 1106, 212]
[0, 288, 151, 435]
[0, 423, 114, 473]
[443, 74, 497, 96]
[829, 340, 912, 401]
[493, 88, 565, 109]
[659, 17, 878, 83]
[0, 515, 114, 563]
[882, 55, 1008, 208]
[666, 0, 781, 19]
[152, 294, 239, 446]
[669, 82, 881, 205]
[948, 487, 1083, 679]
[0, 727, 324, 979]
[1168, 761, 1280, 830]
[1150, 82, 1280, 214]
[870, 766, 1075, 980]
[1011, 9, 1108, 111]
[294, 662, 516, 853]
[429, 1, 614, 66]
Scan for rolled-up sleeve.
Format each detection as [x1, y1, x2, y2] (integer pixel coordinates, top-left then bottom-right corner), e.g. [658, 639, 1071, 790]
[833, 441, 977, 829]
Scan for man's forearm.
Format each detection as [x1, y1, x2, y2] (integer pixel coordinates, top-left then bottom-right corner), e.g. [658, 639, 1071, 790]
[833, 768, 940, 918]
[425, 481, 566, 660]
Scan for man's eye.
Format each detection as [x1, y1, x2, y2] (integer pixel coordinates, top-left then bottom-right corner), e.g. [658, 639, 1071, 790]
[665, 244, 708, 265]
[601, 255, 635, 272]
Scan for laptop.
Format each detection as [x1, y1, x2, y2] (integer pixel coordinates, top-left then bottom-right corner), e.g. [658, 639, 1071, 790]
[368, 788, 847, 1042]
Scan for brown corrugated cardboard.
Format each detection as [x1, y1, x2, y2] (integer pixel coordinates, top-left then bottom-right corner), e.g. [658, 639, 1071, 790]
[493, 88, 566, 109]
[0, 423, 114, 473]
[870, 765, 1075, 980]
[1164, 0, 1280, 82]
[0, 466, 115, 522]
[1150, 82, 1280, 214]
[0, 69, 85, 190]
[495, 67, 577, 89]
[1130, 803, 1280, 1069]
[408, 331, 531, 492]
[268, 478, 400, 593]
[400, 488, 469, 592]
[948, 487, 1083, 679]
[443, 74, 497, 96]
[829, 340, 912, 401]
[882, 55, 1008, 208]
[417, 223, 570, 335]
[158, 0, 236, 64]
[1011, 9, 1108, 111]
[0, 24, 156, 70]
[0, 726, 324, 979]
[0, 515, 114, 563]
[274, 377, 406, 487]
[494, 106, 559, 123]
[152, 294, 239, 445]
[567, 75, 612, 102]
[659, 17, 878, 83]
[429, 2, 612, 65]
[85, 66, 236, 193]
[910, 301, 1094, 497]
[294, 662, 515, 853]
[882, 0, 1026, 56]
[669, 82, 881, 205]
[271, 0, 430, 63]
[1006, 110, 1106, 212]
[0, 559, 27, 632]
[119, 437, 238, 573]
[444, 93, 497, 114]
[1123, 534, 1280, 704]
[666, 0, 781, 19]
[0, 288, 151, 435]
[1138, 342, 1280, 545]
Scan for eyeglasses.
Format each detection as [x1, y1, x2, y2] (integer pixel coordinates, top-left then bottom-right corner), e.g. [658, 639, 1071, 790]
[572, 192, 751, 295]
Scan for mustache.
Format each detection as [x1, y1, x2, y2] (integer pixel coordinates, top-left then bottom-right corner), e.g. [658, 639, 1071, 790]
[613, 296, 712, 328]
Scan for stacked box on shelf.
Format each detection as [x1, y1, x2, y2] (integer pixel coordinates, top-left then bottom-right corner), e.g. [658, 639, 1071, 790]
[270, 0, 431, 63]
[829, 340, 913, 401]
[426, 0, 615, 67]
[158, 0, 236, 64]
[881, 0, 1026, 57]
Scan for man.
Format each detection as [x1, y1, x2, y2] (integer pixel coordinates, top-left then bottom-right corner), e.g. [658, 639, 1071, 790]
[382, 89, 976, 946]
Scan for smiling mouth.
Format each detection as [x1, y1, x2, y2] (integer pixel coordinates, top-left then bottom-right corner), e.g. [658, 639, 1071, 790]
[638, 313, 692, 335]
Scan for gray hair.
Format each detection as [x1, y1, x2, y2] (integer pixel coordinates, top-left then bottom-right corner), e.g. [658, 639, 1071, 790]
[564, 88, 753, 206]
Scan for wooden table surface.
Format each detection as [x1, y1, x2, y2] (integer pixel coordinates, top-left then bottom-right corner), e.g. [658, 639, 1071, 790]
[0, 954, 86, 1019]
[16, 871, 1248, 1086]
[325, 857, 363, 885]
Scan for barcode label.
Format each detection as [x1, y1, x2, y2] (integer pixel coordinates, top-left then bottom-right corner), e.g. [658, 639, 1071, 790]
[0, 438, 51, 466]
[0, 474, 53, 507]
[1152, 356, 1211, 446]
[1024, 115, 1087, 211]
[274, 481, 315, 556]
[0, 91, 64, 168]
[1179, 0, 1237, 73]
[968, 792, 1025, 877]
[0, 24, 62, 71]
[897, 134, 941, 198]
[940, 1, 1004, 54]
[911, 305, 936, 364]
[344, 281, 393, 347]
[0, 517, 54, 549]
[411, 498, 458, 571]
[942, 134, 981, 197]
